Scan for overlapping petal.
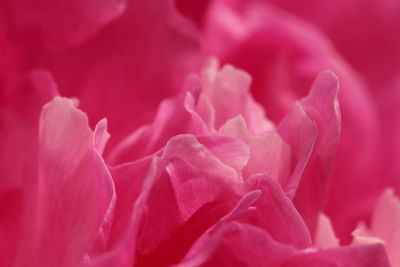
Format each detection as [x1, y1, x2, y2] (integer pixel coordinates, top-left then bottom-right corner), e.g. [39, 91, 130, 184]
[201, 0, 378, 240]
[36, 97, 115, 266]
[0, 1, 397, 265]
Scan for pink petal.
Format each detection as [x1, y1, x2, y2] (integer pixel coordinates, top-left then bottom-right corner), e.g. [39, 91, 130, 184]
[278, 102, 317, 198]
[242, 132, 291, 184]
[36, 97, 115, 266]
[314, 213, 339, 248]
[245, 175, 312, 249]
[109, 61, 274, 166]
[177, 191, 297, 267]
[83, 157, 162, 267]
[202, 60, 273, 134]
[283, 244, 391, 267]
[267, 0, 400, 87]
[0, 71, 57, 266]
[0, 0, 127, 50]
[108, 86, 209, 165]
[219, 115, 253, 143]
[197, 135, 250, 174]
[300, 70, 341, 158]
[219, 116, 291, 184]
[283, 71, 340, 236]
[353, 188, 400, 266]
[163, 135, 243, 182]
[2, 0, 202, 151]
[134, 134, 247, 262]
[204, 0, 380, 241]
[178, 222, 296, 267]
[107, 93, 193, 164]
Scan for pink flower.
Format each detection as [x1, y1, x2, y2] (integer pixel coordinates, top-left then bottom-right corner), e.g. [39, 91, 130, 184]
[177, 0, 400, 243]
[91, 62, 388, 266]
[1, 0, 399, 266]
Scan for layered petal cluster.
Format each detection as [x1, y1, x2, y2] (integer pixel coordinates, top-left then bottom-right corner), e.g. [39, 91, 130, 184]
[176, 0, 400, 243]
[1, 56, 391, 266]
[78, 62, 389, 266]
[1, 0, 399, 266]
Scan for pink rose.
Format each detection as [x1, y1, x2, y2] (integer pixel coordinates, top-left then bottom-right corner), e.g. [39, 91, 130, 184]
[1, 0, 399, 266]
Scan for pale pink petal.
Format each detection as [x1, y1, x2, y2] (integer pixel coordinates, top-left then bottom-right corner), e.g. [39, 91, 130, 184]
[243, 132, 291, 184]
[300, 70, 341, 157]
[219, 116, 253, 143]
[94, 119, 111, 156]
[352, 223, 384, 245]
[36, 97, 115, 266]
[202, 60, 273, 134]
[163, 135, 243, 182]
[353, 188, 400, 266]
[314, 213, 339, 248]
[278, 103, 317, 198]
[282, 71, 340, 236]
[196, 135, 250, 174]
[220, 115, 292, 184]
